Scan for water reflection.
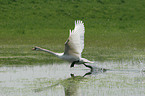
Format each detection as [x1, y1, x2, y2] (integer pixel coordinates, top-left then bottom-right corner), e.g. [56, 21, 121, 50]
[35, 66, 107, 96]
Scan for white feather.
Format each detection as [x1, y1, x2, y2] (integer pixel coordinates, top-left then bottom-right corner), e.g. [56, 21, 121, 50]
[64, 20, 85, 58]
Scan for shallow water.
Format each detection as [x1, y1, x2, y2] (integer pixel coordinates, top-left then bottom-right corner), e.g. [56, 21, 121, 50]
[0, 61, 145, 96]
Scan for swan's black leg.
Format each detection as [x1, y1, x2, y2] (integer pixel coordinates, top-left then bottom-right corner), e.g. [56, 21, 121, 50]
[70, 62, 75, 67]
[83, 63, 93, 71]
[70, 60, 79, 68]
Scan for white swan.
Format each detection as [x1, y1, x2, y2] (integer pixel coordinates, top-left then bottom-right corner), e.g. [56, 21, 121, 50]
[33, 20, 93, 67]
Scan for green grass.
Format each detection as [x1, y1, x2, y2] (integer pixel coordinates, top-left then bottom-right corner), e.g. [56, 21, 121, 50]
[0, 0, 145, 66]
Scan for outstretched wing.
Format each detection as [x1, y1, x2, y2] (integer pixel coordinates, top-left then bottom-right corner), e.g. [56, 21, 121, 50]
[64, 20, 85, 58]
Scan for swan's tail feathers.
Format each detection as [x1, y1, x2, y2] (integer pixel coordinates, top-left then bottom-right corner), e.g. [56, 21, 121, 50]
[81, 58, 94, 64]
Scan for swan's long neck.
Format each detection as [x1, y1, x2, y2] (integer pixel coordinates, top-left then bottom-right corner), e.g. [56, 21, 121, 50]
[33, 47, 63, 57]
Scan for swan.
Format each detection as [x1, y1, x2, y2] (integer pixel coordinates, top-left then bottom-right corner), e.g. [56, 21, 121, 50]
[33, 20, 94, 68]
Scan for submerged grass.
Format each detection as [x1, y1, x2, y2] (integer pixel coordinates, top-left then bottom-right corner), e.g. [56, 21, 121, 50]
[0, 0, 145, 66]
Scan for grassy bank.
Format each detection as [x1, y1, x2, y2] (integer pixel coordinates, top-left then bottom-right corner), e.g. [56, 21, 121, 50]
[0, 0, 145, 65]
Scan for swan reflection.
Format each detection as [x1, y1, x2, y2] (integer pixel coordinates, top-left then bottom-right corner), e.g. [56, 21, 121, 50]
[35, 66, 107, 96]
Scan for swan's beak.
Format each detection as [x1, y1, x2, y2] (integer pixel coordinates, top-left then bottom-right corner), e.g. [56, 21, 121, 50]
[32, 47, 40, 51]
[32, 47, 36, 50]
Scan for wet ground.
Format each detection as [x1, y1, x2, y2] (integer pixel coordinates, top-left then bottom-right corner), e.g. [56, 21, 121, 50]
[0, 61, 145, 96]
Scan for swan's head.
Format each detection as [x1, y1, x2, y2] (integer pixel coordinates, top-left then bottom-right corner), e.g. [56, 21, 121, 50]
[32, 47, 39, 51]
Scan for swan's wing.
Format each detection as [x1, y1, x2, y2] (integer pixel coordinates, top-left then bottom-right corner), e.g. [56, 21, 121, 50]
[64, 20, 85, 58]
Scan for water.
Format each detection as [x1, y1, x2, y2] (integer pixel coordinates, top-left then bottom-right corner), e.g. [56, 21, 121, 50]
[0, 61, 145, 96]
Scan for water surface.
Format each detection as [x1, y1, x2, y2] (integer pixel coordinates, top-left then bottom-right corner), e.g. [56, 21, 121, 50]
[0, 61, 144, 96]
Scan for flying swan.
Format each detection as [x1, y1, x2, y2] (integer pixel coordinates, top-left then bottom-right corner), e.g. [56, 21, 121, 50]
[33, 20, 94, 68]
